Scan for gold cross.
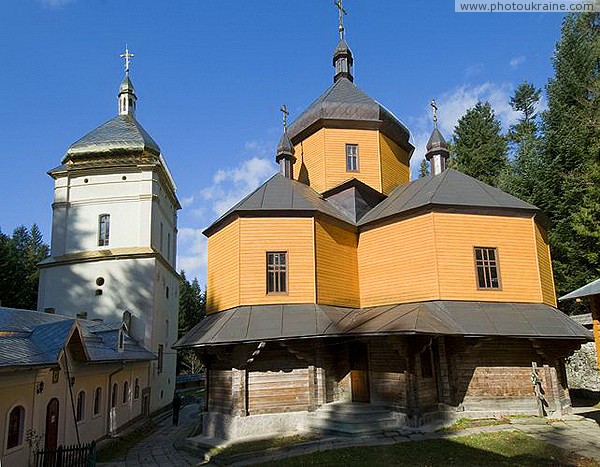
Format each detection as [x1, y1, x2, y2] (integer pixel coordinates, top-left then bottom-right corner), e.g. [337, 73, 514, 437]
[430, 100, 438, 127]
[120, 45, 134, 74]
[280, 104, 289, 130]
[334, 0, 347, 40]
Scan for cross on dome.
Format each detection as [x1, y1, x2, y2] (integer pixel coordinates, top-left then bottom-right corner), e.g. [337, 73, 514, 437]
[120, 45, 134, 75]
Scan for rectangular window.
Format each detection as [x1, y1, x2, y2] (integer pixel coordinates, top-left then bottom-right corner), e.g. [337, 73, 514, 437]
[346, 144, 359, 172]
[266, 252, 287, 293]
[157, 344, 164, 374]
[474, 247, 501, 289]
[98, 214, 110, 246]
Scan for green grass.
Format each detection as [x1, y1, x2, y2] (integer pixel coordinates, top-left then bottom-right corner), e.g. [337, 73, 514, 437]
[260, 431, 599, 467]
[441, 417, 508, 431]
[96, 420, 157, 462]
[211, 434, 319, 458]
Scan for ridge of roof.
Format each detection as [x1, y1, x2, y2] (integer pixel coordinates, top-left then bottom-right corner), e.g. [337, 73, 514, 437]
[359, 169, 539, 226]
[203, 173, 354, 236]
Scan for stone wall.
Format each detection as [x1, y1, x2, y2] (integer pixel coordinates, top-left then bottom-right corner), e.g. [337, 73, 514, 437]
[566, 342, 600, 392]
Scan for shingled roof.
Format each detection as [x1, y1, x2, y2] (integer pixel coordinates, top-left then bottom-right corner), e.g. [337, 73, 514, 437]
[203, 173, 354, 236]
[0, 307, 154, 368]
[287, 77, 412, 152]
[174, 300, 592, 348]
[359, 169, 539, 226]
[63, 114, 160, 162]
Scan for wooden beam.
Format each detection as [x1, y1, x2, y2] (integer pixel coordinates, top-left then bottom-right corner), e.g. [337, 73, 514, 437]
[592, 295, 600, 371]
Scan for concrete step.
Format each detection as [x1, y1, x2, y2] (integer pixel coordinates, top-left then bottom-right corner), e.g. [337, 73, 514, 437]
[308, 403, 399, 436]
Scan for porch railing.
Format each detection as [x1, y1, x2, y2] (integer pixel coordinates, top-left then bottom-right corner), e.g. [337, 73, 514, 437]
[34, 441, 96, 467]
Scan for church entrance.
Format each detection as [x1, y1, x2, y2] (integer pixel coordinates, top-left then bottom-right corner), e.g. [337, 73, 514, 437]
[349, 343, 370, 403]
[45, 398, 59, 451]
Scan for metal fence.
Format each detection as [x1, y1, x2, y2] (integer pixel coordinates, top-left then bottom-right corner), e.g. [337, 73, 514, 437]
[34, 441, 96, 467]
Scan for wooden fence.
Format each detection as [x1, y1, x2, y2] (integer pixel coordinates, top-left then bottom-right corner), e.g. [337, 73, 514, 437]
[34, 441, 96, 467]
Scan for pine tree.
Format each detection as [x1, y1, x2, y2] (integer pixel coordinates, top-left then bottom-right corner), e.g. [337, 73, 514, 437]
[177, 271, 206, 374]
[418, 159, 430, 178]
[500, 82, 544, 205]
[541, 13, 600, 299]
[452, 101, 508, 187]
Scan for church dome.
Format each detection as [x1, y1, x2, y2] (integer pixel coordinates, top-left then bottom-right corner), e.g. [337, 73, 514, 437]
[287, 77, 412, 152]
[426, 127, 448, 151]
[63, 114, 160, 163]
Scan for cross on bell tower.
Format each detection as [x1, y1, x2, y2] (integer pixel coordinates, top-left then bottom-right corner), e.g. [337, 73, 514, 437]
[118, 45, 137, 116]
[332, 0, 353, 83]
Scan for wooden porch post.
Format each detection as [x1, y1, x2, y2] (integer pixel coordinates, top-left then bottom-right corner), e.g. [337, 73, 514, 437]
[231, 368, 248, 416]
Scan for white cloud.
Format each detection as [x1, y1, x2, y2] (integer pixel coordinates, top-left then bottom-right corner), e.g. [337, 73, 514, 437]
[38, 0, 74, 7]
[180, 195, 195, 208]
[509, 56, 526, 69]
[409, 82, 520, 179]
[203, 156, 276, 216]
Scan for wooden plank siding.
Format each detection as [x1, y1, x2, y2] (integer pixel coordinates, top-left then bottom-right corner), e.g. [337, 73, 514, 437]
[248, 369, 310, 414]
[368, 338, 407, 409]
[358, 213, 439, 307]
[434, 213, 542, 303]
[323, 128, 382, 193]
[534, 222, 557, 306]
[315, 219, 360, 307]
[206, 219, 240, 314]
[239, 217, 316, 305]
[293, 129, 326, 192]
[379, 133, 410, 195]
[208, 369, 233, 414]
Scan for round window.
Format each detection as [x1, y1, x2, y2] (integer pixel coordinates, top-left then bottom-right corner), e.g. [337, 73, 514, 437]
[96, 277, 105, 286]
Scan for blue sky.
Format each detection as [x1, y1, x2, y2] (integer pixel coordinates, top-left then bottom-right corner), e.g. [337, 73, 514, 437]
[1, 1, 566, 282]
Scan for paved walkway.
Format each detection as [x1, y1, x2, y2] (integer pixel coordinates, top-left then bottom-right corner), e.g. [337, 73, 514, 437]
[99, 405, 600, 466]
[98, 403, 202, 467]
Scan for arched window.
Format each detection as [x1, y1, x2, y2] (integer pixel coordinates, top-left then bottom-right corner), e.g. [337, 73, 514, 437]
[134, 378, 140, 399]
[76, 391, 85, 422]
[93, 387, 102, 415]
[7, 406, 25, 449]
[123, 381, 129, 404]
[98, 214, 110, 246]
[111, 383, 118, 409]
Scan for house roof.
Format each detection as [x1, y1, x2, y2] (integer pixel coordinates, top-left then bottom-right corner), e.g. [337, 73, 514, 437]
[63, 114, 161, 162]
[287, 77, 412, 152]
[0, 307, 155, 368]
[559, 278, 600, 301]
[174, 300, 592, 349]
[203, 173, 354, 236]
[359, 169, 539, 226]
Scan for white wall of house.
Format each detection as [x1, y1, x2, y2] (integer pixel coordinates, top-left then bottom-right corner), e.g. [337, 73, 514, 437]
[0, 359, 150, 467]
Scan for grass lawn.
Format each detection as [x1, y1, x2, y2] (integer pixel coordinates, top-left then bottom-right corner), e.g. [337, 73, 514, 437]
[260, 431, 599, 467]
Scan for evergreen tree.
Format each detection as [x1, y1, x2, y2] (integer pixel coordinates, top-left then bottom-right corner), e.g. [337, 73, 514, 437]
[177, 271, 206, 374]
[452, 101, 508, 187]
[500, 82, 544, 205]
[541, 13, 600, 299]
[418, 159, 430, 178]
[0, 225, 49, 309]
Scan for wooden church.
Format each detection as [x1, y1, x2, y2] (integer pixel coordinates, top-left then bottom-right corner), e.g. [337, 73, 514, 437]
[175, 14, 590, 439]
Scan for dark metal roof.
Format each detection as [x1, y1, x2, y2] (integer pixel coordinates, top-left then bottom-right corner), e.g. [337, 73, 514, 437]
[203, 173, 354, 236]
[64, 114, 160, 161]
[426, 127, 449, 151]
[559, 278, 600, 301]
[174, 300, 592, 348]
[275, 130, 295, 162]
[287, 77, 412, 151]
[0, 307, 154, 368]
[359, 169, 539, 226]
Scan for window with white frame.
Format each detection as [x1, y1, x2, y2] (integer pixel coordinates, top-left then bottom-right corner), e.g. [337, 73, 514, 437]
[346, 144, 359, 172]
[98, 214, 110, 246]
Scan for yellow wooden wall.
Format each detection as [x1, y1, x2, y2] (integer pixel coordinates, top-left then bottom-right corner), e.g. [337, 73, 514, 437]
[206, 219, 240, 314]
[323, 128, 382, 192]
[239, 217, 316, 306]
[315, 219, 360, 307]
[358, 213, 439, 306]
[293, 129, 326, 192]
[433, 213, 542, 303]
[379, 133, 410, 195]
[534, 222, 557, 306]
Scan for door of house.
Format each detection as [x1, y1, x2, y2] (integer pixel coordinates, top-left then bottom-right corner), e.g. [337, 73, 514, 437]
[45, 398, 59, 451]
[349, 343, 370, 403]
[141, 388, 151, 416]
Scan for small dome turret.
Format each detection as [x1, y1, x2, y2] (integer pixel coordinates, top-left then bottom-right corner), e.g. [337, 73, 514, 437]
[425, 100, 450, 176]
[276, 105, 296, 179]
[118, 46, 137, 116]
